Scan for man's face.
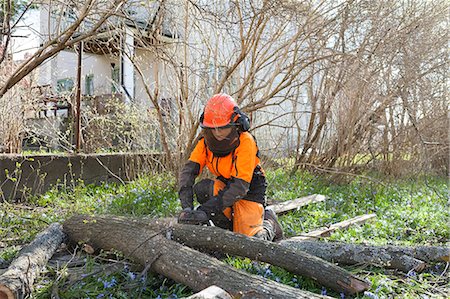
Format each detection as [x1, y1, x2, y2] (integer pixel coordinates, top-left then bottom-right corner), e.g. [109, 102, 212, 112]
[211, 127, 233, 141]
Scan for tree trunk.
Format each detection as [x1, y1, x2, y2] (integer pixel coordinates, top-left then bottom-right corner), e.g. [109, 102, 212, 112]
[168, 223, 371, 295]
[280, 240, 449, 272]
[0, 223, 65, 299]
[63, 215, 328, 299]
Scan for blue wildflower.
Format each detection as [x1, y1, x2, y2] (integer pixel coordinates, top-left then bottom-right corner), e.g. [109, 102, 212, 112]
[407, 270, 417, 277]
[321, 287, 327, 295]
[127, 271, 137, 280]
[96, 294, 105, 299]
[103, 277, 117, 289]
[363, 291, 379, 299]
[340, 292, 345, 299]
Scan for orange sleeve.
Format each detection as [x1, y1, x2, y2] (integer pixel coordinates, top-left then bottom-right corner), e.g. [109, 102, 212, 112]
[232, 133, 257, 183]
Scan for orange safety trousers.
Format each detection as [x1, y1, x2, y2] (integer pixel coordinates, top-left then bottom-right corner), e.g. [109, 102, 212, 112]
[213, 180, 264, 237]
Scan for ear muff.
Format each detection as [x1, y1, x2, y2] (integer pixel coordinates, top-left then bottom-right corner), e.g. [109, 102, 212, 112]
[231, 107, 251, 132]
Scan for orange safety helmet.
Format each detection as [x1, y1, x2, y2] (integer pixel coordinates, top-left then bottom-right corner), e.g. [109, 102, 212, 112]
[200, 93, 238, 128]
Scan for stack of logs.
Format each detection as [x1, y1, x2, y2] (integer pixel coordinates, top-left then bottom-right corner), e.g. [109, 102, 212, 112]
[0, 195, 448, 299]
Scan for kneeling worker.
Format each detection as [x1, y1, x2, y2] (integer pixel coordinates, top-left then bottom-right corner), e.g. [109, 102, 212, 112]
[177, 93, 283, 241]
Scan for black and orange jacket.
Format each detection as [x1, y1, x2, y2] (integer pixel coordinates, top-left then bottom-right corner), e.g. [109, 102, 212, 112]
[179, 132, 266, 209]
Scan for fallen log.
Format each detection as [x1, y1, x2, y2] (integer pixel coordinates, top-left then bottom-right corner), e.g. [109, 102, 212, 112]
[267, 194, 327, 214]
[130, 217, 371, 294]
[63, 215, 329, 299]
[168, 223, 371, 295]
[0, 223, 65, 299]
[290, 214, 377, 240]
[280, 240, 449, 271]
[280, 240, 425, 272]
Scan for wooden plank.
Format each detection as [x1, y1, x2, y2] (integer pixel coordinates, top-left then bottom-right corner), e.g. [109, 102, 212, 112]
[185, 285, 232, 299]
[289, 214, 377, 241]
[267, 194, 327, 214]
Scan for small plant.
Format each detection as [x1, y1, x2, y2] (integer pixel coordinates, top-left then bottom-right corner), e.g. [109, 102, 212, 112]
[2, 169, 448, 298]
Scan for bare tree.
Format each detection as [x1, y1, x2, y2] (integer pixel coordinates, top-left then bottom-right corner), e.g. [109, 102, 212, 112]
[1, 0, 447, 177]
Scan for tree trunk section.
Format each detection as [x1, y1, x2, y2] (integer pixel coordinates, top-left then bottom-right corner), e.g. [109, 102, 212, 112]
[63, 215, 328, 299]
[168, 223, 370, 295]
[0, 223, 65, 299]
[280, 240, 449, 272]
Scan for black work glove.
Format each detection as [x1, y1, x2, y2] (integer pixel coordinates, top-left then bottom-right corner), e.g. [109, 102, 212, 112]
[179, 187, 194, 210]
[197, 196, 223, 218]
[178, 208, 209, 225]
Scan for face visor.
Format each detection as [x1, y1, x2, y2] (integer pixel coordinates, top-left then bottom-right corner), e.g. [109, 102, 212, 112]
[203, 127, 240, 157]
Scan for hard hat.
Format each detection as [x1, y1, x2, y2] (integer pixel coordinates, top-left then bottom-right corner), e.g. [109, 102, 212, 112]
[200, 93, 238, 128]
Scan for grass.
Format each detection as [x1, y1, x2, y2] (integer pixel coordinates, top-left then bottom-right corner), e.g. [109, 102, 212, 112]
[0, 169, 448, 298]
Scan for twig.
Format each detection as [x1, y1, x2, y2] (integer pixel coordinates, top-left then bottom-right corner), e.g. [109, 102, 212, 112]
[95, 157, 125, 185]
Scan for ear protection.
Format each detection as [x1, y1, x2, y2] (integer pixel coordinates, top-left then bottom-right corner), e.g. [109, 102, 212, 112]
[199, 107, 251, 131]
[230, 107, 251, 132]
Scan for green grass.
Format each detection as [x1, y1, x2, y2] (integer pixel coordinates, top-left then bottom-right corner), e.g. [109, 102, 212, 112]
[0, 169, 448, 298]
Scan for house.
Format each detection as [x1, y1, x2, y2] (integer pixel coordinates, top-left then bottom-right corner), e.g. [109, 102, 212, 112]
[7, 1, 182, 151]
[9, 2, 180, 115]
[7, 1, 312, 156]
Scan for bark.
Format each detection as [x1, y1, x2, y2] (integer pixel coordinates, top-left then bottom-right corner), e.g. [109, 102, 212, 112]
[63, 215, 329, 299]
[168, 224, 371, 295]
[266, 194, 327, 214]
[290, 214, 377, 240]
[0, 223, 66, 299]
[280, 240, 449, 272]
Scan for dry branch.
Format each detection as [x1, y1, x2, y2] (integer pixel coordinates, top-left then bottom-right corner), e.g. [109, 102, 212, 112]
[291, 214, 377, 240]
[63, 215, 329, 299]
[267, 194, 327, 214]
[279, 240, 446, 273]
[0, 223, 65, 299]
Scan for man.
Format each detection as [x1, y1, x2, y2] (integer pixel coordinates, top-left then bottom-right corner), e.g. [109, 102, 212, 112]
[177, 93, 283, 241]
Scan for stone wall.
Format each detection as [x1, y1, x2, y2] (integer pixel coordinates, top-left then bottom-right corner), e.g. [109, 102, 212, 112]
[0, 153, 163, 201]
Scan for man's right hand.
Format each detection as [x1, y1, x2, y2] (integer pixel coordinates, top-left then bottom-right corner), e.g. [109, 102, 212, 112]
[178, 208, 209, 225]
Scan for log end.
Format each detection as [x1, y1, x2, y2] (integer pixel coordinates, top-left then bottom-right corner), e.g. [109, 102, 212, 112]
[0, 285, 14, 299]
[337, 277, 371, 295]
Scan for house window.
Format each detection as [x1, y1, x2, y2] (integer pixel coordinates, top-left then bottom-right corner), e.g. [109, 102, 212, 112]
[56, 78, 74, 93]
[111, 63, 120, 93]
[85, 74, 94, 95]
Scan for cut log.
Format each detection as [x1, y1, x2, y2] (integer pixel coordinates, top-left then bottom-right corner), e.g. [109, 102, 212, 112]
[280, 240, 425, 272]
[0, 223, 66, 299]
[63, 215, 329, 299]
[280, 240, 449, 271]
[267, 194, 327, 214]
[290, 214, 377, 240]
[168, 223, 370, 295]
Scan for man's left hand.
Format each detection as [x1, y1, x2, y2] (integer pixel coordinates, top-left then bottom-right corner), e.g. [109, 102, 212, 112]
[178, 208, 209, 225]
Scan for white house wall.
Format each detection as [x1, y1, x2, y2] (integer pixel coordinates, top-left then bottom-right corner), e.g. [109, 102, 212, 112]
[38, 50, 117, 95]
[10, 9, 40, 61]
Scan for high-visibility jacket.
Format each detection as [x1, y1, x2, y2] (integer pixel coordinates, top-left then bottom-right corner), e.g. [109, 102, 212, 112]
[179, 132, 266, 209]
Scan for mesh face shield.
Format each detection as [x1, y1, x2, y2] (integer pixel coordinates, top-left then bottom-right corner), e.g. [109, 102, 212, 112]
[204, 128, 240, 157]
